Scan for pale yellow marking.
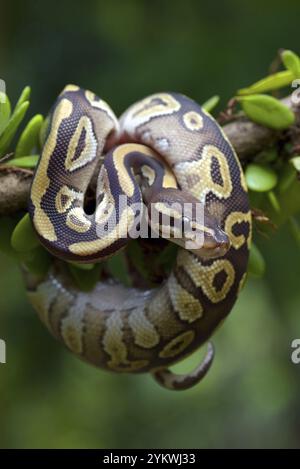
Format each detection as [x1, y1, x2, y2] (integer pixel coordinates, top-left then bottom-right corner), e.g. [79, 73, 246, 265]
[200, 260, 235, 303]
[224, 211, 252, 249]
[66, 207, 91, 233]
[27, 281, 58, 329]
[141, 165, 155, 186]
[95, 194, 115, 226]
[159, 330, 195, 359]
[177, 144, 232, 202]
[85, 89, 119, 129]
[212, 111, 248, 193]
[154, 202, 182, 220]
[111, 360, 149, 372]
[60, 315, 83, 355]
[168, 273, 203, 323]
[236, 157, 248, 192]
[65, 115, 98, 172]
[95, 167, 115, 226]
[177, 250, 235, 303]
[112, 144, 159, 197]
[183, 111, 203, 131]
[55, 185, 84, 214]
[69, 206, 135, 256]
[128, 309, 160, 348]
[112, 146, 135, 197]
[103, 311, 127, 366]
[63, 84, 80, 92]
[31, 98, 73, 241]
[238, 272, 247, 295]
[190, 221, 215, 236]
[162, 170, 177, 189]
[103, 311, 148, 371]
[121, 93, 181, 132]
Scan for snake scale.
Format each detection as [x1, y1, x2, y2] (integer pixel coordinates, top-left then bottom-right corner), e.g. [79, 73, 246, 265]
[25, 85, 251, 390]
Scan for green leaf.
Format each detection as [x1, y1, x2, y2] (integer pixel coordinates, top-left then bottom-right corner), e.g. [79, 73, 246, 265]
[127, 241, 151, 282]
[4, 155, 39, 168]
[39, 115, 50, 147]
[281, 50, 300, 78]
[106, 250, 131, 286]
[0, 93, 11, 135]
[245, 163, 278, 192]
[0, 216, 20, 259]
[278, 162, 297, 194]
[288, 217, 300, 247]
[290, 156, 300, 172]
[15, 114, 43, 157]
[238, 94, 295, 130]
[254, 148, 278, 164]
[20, 246, 51, 276]
[202, 95, 220, 113]
[11, 213, 40, 252]
[248, 243, 266, 278]
[0, 101, 30, 155]
[14, 86, 31, 111]
[238, 70, 294, 95]
[68, 263, 102, 291]
[68, 261, 96, 270]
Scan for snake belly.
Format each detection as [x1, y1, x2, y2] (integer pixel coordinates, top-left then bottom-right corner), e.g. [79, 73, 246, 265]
[26, 86, 251, 390]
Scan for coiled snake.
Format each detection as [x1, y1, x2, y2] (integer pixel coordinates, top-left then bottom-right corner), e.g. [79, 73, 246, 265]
[26, 85, 251, 390]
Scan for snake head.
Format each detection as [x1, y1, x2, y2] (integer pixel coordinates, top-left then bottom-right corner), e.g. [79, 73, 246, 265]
[148, 188, 231, 259]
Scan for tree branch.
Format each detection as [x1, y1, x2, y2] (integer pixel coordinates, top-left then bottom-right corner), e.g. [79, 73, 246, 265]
[223, 96, 300, 160]
[0, 95, 299, 216]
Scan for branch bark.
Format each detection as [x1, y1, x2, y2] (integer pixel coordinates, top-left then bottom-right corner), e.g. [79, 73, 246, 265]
[0, 95, 299, 216]
[223, 95, 300, 160]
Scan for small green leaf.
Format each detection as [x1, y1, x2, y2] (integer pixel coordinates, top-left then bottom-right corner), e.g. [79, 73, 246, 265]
[39, 116, 50, 146]
[4, 155, 39, 168]
[202, 95, 220, 113]
[106, 251, 131, 286]
[14, 86, 31, 111]
[15, 114, 43, 157]
[290, 156, 300, 172]
[11, 213, 40, 252]
[0, 216, 20, 259]
[238, 94, 295, 130]
[278, 162, 297, 194]
[20, 246, 51, 276]
[245, 163, 278, 192]
[0, 93, 11, 135]
[68, 261, 96, 271]
[281, 50, 300, 78]
[127, 241, 150, 281]
[238, 70, 294, 95]
[254, 147, 278, 164]
[248, 243, 266, 278]
[267, 190, 280, 212]
[0, 101, 30, 155]
[68, 263, 102, 291]
[288, 217, 300, 247]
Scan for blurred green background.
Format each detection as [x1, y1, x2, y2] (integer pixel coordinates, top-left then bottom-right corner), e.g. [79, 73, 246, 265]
[1, 0, 300, 449]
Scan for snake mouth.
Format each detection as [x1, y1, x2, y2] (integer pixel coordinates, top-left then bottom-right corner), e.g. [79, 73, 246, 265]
[186, 229, 231, 259]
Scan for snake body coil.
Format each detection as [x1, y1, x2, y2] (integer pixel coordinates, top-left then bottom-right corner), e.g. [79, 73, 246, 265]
[26, 86, 251, 390]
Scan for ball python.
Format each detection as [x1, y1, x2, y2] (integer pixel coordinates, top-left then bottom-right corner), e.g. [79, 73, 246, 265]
[25, 85, 251, 390]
